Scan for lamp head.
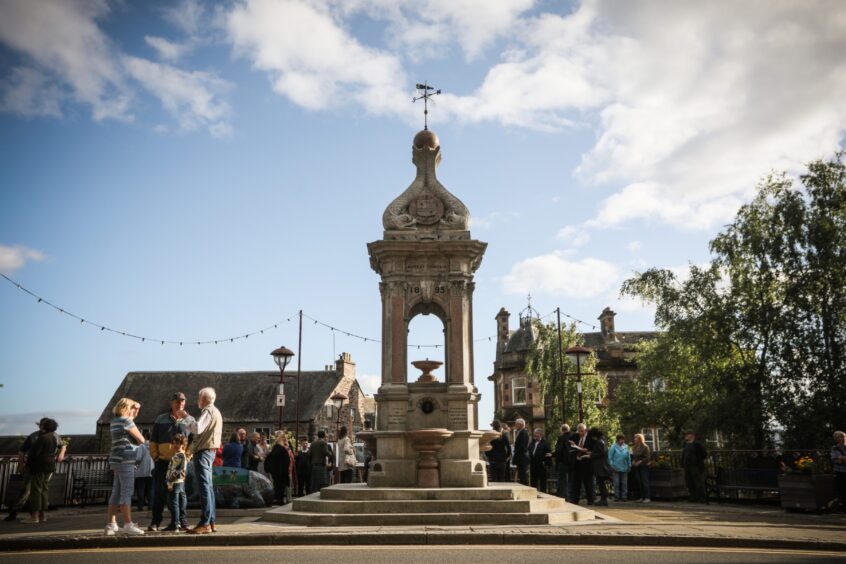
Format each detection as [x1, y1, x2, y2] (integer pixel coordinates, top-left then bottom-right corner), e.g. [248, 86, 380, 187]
[271, 346, 295, 370]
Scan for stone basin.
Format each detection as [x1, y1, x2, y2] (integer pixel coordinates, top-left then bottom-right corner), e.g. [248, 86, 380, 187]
[411, 359, 443, 383]
[407, 428, 454, 488]
[479, 429, 501, 456]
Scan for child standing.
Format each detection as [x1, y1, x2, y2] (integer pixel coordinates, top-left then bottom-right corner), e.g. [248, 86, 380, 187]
[163, 434, 188, 532]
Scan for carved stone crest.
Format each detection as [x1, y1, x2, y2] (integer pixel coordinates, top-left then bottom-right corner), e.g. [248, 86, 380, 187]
[409, 194, 444, 225]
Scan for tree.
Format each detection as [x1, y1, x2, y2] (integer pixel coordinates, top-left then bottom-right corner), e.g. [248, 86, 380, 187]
[525, 321, 618, 440]
[617, 154, 846, 448]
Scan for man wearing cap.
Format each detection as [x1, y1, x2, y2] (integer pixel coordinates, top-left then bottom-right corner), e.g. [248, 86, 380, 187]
[4, 418, 65, 522]
[148, 392, 192, 531]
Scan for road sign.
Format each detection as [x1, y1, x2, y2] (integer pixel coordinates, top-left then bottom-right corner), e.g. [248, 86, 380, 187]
[276, 394, 285, 407]
[278, 384, 284, 394]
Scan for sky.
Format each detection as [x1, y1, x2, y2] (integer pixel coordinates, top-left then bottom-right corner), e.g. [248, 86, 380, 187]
[1, 0, 845, 436]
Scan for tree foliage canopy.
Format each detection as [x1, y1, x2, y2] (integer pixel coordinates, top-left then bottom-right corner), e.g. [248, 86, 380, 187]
[615, 154, 846, 448]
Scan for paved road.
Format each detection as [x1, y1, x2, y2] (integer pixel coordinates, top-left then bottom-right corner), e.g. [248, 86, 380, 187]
[2, 546, 844, 563]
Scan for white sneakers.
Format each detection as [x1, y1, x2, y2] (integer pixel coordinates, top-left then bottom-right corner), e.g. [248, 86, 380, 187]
[122, 522, 145, 535]
[104, 522, 145, 536]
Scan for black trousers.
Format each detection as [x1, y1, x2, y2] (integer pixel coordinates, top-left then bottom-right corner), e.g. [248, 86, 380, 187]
[570, 461, 595, 504]
[151, 460, 168, 526]
[516, 460, 529, 486]
[490, 461, 508, 482]
[530, 464, 547, 493]
[271, 471, 289, 503]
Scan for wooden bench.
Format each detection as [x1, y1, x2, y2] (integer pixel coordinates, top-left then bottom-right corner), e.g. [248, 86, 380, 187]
[711, 467, 779, 502]
[71, 469, 113, 507]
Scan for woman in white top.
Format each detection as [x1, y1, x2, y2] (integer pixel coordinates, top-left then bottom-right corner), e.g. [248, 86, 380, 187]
[337, 426, 355, 484]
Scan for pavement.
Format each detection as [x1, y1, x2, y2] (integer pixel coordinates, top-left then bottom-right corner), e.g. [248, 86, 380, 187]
[1, 500, 845, 553]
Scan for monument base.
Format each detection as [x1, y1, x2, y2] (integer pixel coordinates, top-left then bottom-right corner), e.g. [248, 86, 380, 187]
[261, 483, 595, 526]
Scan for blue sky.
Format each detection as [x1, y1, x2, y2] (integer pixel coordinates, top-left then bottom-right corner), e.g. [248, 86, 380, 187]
[1, 0, 844, 435]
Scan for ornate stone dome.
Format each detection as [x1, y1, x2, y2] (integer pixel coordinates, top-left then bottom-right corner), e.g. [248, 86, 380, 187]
[413, 129, 439, 149]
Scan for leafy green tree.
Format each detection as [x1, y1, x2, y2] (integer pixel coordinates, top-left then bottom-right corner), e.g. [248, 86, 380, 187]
[525, 321, 619, 440]
[617, 154, 846, 448]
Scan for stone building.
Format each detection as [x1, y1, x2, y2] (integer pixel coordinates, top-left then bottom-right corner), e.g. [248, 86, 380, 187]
[95, 352, 375, 453]
[488, 306, 659, 444]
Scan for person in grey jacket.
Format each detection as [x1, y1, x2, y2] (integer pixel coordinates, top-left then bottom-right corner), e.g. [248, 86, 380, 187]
[588, 427, 612, 506]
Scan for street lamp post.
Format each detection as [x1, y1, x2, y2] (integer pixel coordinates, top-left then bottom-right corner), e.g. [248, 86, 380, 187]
[270, 346, 295, 432]
[330, 392, 348, 484]
[565, 345, 592, 424]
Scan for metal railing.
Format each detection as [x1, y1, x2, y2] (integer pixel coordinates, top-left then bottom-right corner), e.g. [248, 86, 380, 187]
[0, 455, 110, 508]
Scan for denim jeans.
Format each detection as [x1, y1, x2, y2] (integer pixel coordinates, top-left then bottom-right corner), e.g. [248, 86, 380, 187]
[611, 470, 628, 500]
[108, 464, 135, 506]
[194, 449, 216, 526]
[635, 465, 651, 499]
[167, 482, 186, 527]
[134, 476, 153, 511]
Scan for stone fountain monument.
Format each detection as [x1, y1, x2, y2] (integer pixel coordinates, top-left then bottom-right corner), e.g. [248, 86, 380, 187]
[263, 127, 594, 526]
[365, 127, 488, 488]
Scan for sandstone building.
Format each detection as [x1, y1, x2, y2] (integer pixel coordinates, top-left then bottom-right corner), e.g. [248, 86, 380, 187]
[488, 306, 665, 448]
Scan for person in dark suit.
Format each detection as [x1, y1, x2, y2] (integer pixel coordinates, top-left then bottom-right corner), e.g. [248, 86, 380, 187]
[682, 430, 708, 503]
[569, 423, 595, 505]
[588, 427, 612, 506]
[528, 428, 552, 492]
[487, 420, 511, 482]
[554, 424, 572, 499]
[513, 418, 530, 485]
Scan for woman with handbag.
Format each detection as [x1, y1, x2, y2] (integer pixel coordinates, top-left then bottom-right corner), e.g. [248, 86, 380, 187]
[338, 426, 356, 484]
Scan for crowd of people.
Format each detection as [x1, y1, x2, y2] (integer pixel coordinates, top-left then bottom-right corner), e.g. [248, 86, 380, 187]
[4, 404, 845, 530]
[100, 387, 345, 535]
[489, 418, 717, 505]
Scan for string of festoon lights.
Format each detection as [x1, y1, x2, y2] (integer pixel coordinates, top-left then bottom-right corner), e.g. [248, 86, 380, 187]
[1, 272, 595, 347]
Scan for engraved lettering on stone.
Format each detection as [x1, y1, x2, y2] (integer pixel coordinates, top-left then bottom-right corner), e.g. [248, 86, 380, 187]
[448, 406, 468, 427]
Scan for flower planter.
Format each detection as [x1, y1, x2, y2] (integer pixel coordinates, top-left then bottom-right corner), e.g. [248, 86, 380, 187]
[650, 467, 686, 500]
[778, 473, 836, 511]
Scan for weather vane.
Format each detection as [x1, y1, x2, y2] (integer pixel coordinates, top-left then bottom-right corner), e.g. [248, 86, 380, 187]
[413, 82, 441, 130]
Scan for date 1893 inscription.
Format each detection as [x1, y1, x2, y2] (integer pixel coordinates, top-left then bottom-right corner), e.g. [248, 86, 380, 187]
[388, 407, 406, 425]
[448, 406, 468, 427]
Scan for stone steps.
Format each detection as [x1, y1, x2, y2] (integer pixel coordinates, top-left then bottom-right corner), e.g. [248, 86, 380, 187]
[261, 484, 595, 527]
[316, 483, 537, 501]
[264, 504, 593, 526]
[292, 497, 562, 514]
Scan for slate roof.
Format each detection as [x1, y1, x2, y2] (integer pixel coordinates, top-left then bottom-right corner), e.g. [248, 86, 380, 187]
[504, 319, 538, 353]
[97, 370, 344, 426]
[582, 331, 657, 350]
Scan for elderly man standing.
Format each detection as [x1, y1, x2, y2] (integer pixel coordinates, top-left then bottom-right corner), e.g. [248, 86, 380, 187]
[147, 392, 192, 532]
[182, 387, 222, 534]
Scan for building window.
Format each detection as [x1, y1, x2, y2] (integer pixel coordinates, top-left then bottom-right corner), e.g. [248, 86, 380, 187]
[640, 427, 664, 451]
[254, 427, 272, 438]
[512, 377, 527, 405]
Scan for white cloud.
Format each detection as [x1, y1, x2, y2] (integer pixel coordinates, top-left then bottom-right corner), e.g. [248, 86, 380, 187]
[0, 0, 132, 121]
[502, 252, 619, 299]
[123, 56, 232, 137]
[626, 241, 642, 253]
[0, 67, 63, 117]
[226, 0, 408, 114]
[0, 244, 45, 275]
[556, 225, 590, 247]
[144, 36, 191, 62]
[0, 0, 231, 136]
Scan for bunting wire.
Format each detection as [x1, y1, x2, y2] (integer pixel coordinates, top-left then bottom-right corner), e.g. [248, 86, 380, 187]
[2, 272, 590, 347]
[1, 272, 299, 346]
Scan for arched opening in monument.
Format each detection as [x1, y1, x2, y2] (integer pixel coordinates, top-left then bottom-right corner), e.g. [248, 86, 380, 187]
[406, 306, 447, 383]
